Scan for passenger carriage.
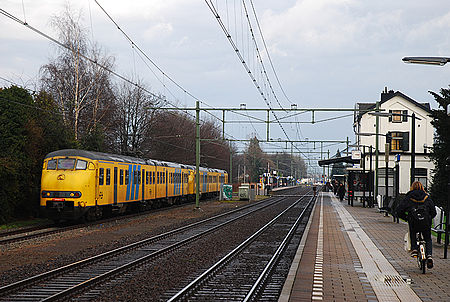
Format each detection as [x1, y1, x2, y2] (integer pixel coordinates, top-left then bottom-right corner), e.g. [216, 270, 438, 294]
[40, 149, 228, 222]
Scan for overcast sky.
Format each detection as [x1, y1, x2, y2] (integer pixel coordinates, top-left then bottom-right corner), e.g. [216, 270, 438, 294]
[1, 0, 450, 172]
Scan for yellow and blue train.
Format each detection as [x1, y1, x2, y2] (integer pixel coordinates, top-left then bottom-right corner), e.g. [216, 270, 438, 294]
[40, 149, 228, 222]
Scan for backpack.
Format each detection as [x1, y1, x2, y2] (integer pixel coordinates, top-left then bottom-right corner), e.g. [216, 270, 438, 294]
[409, 203, 430, 231]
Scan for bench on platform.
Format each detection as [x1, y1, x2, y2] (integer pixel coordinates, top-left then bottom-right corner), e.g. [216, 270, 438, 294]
[377, 195, 399, 223]
[432, 206, 446, 243]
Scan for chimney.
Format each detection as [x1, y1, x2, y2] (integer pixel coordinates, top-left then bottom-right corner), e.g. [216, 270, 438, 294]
[381, 87, 395, 102]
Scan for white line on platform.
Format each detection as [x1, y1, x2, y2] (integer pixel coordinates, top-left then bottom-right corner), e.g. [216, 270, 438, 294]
[330, 193, 421, 302]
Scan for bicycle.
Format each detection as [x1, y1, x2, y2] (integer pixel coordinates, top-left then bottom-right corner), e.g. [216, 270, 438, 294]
[415, 232, 427, 274]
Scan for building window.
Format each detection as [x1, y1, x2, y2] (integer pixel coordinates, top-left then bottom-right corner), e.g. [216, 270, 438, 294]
[387, 131, 409, 152]
[415, 168, 428, 189]
[389, 110, 408, 123]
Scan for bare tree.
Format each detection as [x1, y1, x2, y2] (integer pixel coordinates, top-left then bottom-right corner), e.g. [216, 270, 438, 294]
[40, 5, 115, 142]
[114, 80, 158, 156]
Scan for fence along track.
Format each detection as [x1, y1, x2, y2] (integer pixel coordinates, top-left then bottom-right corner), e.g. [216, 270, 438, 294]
[166, 194, 315, 301]
[0, 195, 290, 302]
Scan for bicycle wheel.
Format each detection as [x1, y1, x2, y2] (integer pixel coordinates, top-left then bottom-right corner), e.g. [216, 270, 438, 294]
[421, 259, 426, 274]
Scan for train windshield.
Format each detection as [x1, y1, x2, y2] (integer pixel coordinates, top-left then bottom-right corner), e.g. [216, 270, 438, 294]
[47, 158, 89, 170]
[47, 159, 56, 170]
[58, 158, 76, 170]
[76, 160, 87, 170]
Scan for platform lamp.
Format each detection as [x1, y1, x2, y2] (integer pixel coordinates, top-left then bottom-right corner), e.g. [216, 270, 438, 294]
[402, 56, 450, 66]
[403, 56, 450, 258]
[445, 157, 450, 259]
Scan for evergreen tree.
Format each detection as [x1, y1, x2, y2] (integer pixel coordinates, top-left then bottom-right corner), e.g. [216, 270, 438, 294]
[0, 86, 33, 222]
[0, 86, 73, 223]
[244, 137, 265, 182]
[429, 87, 450, 209]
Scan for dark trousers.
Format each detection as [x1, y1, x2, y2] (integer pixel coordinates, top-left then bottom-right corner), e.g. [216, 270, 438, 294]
[409, 223, 432, 256]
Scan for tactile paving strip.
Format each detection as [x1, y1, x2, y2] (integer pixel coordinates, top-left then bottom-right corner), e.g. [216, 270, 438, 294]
[331, 194, 421, 302]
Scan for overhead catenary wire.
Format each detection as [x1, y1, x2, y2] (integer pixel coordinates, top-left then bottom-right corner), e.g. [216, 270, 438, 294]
[92, 0, 235, 136]
[0, 7, 230, 143]
[204, 0, 317, 161]
[1, 5, 337, 173]
[247, 0, 306, 142]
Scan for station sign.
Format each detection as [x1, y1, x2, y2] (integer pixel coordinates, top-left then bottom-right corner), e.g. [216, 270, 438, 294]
[351, 150, 361, 160]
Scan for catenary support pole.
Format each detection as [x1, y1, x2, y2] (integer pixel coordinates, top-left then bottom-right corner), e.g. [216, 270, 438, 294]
[196, 101, 200, 208]
[411, 112, 416, 185]
[375, 101, 380, 202]
[229, 142, 232, 185]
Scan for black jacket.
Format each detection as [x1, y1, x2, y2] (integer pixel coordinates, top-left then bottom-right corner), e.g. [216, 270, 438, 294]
[395, 190, 437, 224]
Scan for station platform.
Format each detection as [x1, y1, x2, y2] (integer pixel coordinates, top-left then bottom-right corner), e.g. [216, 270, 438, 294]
[280, 192, 450, 302]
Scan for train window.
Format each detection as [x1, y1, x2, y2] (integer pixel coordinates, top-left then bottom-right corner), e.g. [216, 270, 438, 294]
[120, 170, 124, 185]
[76, 160, 87, 170]
[106, 169, 110, 185]
[146, 172, 149, 185]
[99, 168, 104, 185]
[153, 172, 155, 184]
[125, 170, 129, 185]
[157, 172, 160, 184]
[58, 158, 75, 170]
[134, 171, 138, 184]
[47, 159, 56, 170]
[138, 170, 141, 184]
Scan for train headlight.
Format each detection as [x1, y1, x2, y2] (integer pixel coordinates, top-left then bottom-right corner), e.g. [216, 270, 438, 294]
[70, 193, 74, 197]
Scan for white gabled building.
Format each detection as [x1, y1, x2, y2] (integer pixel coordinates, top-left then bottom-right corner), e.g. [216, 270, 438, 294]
[354, 88, 434, 195]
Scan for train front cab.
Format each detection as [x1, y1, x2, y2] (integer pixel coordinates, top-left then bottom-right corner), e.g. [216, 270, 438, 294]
[40, 155, 96, 221]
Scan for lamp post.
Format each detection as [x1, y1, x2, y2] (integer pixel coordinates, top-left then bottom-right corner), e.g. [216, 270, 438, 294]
[445, 157, 450, 259]
[403, 55, 450, 258]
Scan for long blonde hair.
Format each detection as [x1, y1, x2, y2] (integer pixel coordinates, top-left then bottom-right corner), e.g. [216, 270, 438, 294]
[410, 181, 425, 192]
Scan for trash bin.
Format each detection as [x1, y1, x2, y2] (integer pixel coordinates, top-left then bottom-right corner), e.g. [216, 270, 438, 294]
[239, 184, 249, 200]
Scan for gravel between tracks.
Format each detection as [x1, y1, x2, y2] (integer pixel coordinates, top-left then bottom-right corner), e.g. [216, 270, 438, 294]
[0, 200, 253, 288]
[85, 199, 285, 302]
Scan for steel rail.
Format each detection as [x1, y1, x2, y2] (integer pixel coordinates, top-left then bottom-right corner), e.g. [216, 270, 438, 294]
[0, 195, 289, 300]
[167, 193, 311, 301]
[244, 196, 315, 301]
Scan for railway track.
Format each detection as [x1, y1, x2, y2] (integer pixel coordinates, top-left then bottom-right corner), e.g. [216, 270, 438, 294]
[0, 193, 295, 302]
[0, 199, 202, 246]
[165, 192, 315, 301]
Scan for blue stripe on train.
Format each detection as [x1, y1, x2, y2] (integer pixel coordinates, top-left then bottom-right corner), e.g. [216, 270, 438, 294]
[126, 164, 132, 201]
[130, 165, 135, 200]
[136, 165, 141, 200]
